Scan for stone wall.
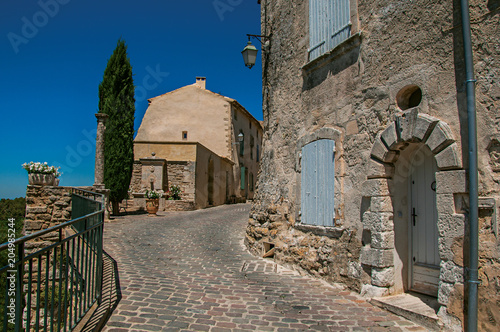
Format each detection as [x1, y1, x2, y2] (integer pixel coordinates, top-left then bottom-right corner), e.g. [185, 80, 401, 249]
[23, 185, 73, 329]
[24, 185, 72, 237]
[163, 200, 196, 212]
[250, 0, 499, 330]
[167, 161, 195, 201]
[129, 161, 142, 193]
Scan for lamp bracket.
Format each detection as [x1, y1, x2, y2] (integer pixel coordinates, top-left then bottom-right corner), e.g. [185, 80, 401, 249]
[246, 34, 270, 45]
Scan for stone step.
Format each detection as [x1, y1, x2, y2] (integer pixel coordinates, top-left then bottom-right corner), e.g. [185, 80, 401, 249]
[370, 292, 443, 331]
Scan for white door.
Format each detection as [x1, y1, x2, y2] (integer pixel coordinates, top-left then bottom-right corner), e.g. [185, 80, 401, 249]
[409, 147, 440, 296]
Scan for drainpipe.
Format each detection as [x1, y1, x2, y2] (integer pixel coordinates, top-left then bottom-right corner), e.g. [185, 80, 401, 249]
[460, 0, 479, 331]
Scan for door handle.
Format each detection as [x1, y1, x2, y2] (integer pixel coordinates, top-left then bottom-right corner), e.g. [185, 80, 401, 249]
[412, 208, 417, 226]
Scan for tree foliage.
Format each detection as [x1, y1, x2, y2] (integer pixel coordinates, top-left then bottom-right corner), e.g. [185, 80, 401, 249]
[98, 39, 135, 212]
[0, 197, 26, 223]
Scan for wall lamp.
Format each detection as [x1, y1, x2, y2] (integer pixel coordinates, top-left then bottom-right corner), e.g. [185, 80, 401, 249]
[232, 132, 244, 145]
[241, 34, 270, 69]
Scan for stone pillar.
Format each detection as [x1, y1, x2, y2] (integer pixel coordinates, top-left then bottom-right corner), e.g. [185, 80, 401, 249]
[94, 113, 108, 189]
[359, 177, 395, 298]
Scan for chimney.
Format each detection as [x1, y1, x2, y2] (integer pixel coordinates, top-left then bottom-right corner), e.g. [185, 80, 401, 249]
[195, 77, 206, 89]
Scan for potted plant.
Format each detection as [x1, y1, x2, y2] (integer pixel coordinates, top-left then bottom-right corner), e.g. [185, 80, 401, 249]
[166, 185, 182, 200]
[145, 189, 163, 216]
[22, 162, 62, 186]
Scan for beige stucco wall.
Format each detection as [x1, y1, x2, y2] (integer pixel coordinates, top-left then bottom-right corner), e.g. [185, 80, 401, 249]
[134, 142, 197, 162]
[135, 85, 232, 159]
[195, 144, 233, 209]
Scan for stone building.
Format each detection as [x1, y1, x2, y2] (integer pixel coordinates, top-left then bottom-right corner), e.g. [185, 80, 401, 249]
[131, 77, 263, 209]
[247, 0, 499, 330]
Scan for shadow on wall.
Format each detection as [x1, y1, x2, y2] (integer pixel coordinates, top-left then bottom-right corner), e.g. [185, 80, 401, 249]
[302, 44, 360, 91]
[488, 0, 500, 11]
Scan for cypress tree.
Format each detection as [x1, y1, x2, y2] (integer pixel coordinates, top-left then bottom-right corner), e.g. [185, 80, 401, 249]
[98, 39, 135, 215]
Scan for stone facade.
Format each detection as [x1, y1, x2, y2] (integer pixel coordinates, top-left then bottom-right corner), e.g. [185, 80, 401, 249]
[248, 1, 500, 330]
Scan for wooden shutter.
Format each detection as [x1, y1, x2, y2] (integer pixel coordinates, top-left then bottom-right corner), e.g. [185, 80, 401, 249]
[240, 166, 246, 190]
[301, 139, 335, 226]
[309, 0, 351, 61]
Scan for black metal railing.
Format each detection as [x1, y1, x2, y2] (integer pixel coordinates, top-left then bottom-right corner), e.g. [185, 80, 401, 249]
[0, 188, 104, 331]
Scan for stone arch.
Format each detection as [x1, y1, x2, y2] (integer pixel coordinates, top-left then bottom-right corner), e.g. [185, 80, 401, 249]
[295, 127, 343, 172]
[360, 108, 466, 302]
[368, 108, 462, 177]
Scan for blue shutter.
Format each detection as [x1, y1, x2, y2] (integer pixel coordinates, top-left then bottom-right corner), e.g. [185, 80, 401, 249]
[240, 166, 246, 190]
[309, 0, 351, 61]
[301, 139, 335, 226]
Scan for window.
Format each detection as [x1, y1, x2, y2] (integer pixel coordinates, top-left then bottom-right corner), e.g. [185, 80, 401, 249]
[257, 145, 260, 162]
[309, 0, 351, 61]
[249, 121, 252, 129]
[182, 131, 188, 140]
[250, 136, 255, 160]
[250, 173, 254, 192]
[301, 139, 335, 226]
[234, 110, 238, 120]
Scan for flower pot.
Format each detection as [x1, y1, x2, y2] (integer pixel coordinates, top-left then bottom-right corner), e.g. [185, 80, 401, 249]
[146, 198, 160, 216]
[28, 173, 56, 186]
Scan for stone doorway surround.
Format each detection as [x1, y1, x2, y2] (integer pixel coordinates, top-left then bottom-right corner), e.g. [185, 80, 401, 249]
[360, 107, 467, 318]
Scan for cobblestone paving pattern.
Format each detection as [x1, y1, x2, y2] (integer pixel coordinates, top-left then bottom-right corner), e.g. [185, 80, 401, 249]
[102, 204, 426, 332]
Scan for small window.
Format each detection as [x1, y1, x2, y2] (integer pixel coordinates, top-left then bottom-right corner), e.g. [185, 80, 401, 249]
[234, 110, 238, 120]
[396, 85, 422, 110]
[182, 131, 188, 140]
[257, 145, 260, 162]
[250, 136, 255, 160]
[249, 121, 252, 129]
[250, 173, 254, 192]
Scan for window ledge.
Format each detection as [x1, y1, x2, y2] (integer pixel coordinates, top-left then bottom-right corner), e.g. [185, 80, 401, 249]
[302, 32, 362, 75]
[294, 223, 344, 239]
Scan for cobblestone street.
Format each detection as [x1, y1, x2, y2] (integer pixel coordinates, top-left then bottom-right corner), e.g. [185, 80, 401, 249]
[102, 204, 425, 332]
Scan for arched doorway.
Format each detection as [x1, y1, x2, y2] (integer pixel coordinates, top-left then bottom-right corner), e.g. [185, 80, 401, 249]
[362, 110, 463, 298]
[408, 145, 439, 296]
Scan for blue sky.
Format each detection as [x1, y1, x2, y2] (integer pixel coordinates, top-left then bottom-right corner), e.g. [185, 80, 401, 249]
[0, 0, 263, 199]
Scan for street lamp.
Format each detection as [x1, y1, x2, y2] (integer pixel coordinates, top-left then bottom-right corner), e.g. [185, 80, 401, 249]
[241, 34, 270, 69]
[242, 41, 258, 69]
[233, 132, 244, 145]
